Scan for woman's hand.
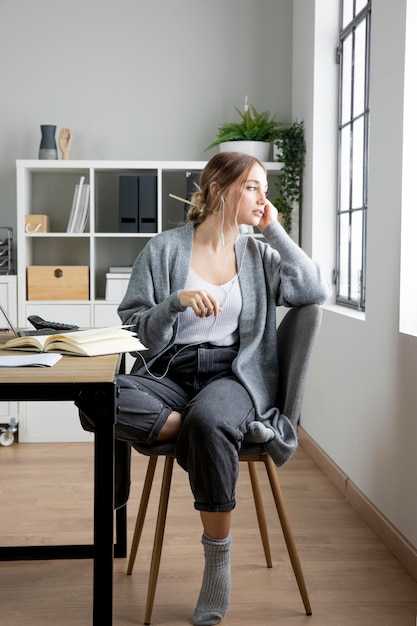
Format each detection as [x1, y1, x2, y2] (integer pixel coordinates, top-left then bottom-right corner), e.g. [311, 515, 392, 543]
[257, 199, 279, 232]
[179, 290, 221, 317]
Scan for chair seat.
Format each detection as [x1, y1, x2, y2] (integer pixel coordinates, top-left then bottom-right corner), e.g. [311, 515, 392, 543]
[132, 439, 268, 458]
[132, 441, 176, 457]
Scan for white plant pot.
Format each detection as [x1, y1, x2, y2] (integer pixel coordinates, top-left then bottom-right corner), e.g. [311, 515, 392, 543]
[219, 140, 271, 161]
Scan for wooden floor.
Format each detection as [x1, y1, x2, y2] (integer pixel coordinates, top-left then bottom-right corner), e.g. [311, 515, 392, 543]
[0, 441, 416, 626]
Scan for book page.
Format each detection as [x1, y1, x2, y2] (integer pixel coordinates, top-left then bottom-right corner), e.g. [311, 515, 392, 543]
[43, 327, 142, 347]
[0, 353, 62, 367]
[45, 334, 146, 356]
[1, 334, 48, 351]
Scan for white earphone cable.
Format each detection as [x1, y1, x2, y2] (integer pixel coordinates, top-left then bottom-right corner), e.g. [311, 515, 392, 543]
[134, 199, 248, 381]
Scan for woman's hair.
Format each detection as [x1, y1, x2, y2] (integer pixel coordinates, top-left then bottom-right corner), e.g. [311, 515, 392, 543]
[186, 151, 267, 224]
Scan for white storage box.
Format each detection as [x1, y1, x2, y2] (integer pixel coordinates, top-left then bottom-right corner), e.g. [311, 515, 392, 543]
[105, 273, 131, 302]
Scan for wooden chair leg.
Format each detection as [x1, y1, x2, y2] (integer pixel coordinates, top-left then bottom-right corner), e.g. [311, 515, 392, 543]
[247, 460, 273, 568]
[127, 455, 158, 575]
[144, 455, 175, 625]
[264, 454, 312, 615]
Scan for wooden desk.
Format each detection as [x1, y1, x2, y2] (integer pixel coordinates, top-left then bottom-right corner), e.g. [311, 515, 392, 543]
[0, 344, 125, 626]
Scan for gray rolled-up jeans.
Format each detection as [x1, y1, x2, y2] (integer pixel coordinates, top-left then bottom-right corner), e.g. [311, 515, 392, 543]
[81, 343, 256, 512]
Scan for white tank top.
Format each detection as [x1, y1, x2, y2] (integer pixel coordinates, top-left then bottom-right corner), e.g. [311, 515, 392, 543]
[175, 267, 242, 346]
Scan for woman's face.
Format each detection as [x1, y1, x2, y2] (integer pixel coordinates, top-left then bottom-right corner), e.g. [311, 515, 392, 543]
[225, 163, 268, 226]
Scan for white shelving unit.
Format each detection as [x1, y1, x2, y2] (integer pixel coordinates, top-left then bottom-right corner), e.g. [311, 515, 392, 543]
[16, 159, 282, 441]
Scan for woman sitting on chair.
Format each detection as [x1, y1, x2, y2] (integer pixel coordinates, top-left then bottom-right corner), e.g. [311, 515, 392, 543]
[86, 151, 329, 625]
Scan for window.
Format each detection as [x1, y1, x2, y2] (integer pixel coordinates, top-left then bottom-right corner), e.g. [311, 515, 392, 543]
[336, 0, 371, 310]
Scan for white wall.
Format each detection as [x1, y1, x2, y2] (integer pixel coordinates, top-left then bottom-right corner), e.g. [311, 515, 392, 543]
[399, 0, 417, 335]
[0, 0, 293, 256]
[294, 0, 417, 551]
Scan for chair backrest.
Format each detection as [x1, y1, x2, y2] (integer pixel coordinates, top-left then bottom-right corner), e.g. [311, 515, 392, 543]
[275, 304, 322, 427]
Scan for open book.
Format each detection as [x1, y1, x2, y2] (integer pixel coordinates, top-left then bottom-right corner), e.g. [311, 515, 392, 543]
[1, 327, 147, 357]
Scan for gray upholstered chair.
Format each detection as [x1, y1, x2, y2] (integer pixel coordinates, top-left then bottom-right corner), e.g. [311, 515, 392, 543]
[127, 303, 322, 625]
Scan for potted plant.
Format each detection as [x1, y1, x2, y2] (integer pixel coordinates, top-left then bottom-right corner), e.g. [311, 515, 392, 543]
[272, 121, 306, 234]
[206, 104, 286, 161]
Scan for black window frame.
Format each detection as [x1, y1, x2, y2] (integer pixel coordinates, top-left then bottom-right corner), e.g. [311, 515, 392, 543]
[336, 0, 372, 311]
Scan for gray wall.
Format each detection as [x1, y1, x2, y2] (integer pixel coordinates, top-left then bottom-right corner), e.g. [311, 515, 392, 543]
[0, 0, 292, 247]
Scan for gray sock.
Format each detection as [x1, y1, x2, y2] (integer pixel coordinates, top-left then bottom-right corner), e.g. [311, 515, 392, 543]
[245, 421, 275, 443]
[192, 532, 232, 626]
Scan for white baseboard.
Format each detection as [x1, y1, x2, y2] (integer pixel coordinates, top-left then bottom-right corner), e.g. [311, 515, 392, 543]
[298, 426, 417, 583]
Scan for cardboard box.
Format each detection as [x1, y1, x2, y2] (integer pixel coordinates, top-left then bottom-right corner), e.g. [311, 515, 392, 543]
[25, 214, 50, 233]
[105, 273, 131, 302]
[27, 266, 89, 300]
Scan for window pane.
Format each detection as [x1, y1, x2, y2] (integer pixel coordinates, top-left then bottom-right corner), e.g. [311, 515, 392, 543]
[340, 125, 351, 212]
[341, 33, 353, 126]
[338, 212, 350, 299]
[342, 0, 353, 29]
[351, 117, 364, 208]
[353, 20, 366, 117]
[355, 0, 367, 15]
[351, 209, 363, 298]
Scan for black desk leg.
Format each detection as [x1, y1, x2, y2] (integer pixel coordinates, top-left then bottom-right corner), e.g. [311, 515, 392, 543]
[115, 505, 127, 558]
[77, 383, 117, 626]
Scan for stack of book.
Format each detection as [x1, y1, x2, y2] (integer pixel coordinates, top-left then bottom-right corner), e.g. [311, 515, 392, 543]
[67, 176, 90, 233]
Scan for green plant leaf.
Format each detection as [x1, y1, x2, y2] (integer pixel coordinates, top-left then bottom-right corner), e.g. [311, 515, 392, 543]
[206, 105, 286, 150]
[272, 121, 306, 234]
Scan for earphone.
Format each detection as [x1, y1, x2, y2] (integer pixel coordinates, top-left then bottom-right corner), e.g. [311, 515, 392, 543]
[136, 339, 204, 381]
[134, 232, 249, 381]
[220, 197, 225, 248]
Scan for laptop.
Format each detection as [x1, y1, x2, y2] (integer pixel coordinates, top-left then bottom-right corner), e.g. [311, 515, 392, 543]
[0, 303, 58, 337]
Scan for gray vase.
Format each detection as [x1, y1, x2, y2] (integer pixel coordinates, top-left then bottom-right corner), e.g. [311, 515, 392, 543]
[39, 124, 58, 160]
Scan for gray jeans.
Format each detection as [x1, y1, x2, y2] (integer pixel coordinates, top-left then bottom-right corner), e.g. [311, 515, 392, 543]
[116, 343, 255, 512]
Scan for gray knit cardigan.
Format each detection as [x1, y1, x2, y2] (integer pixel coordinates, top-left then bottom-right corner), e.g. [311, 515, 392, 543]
[118, 220, 329, 467]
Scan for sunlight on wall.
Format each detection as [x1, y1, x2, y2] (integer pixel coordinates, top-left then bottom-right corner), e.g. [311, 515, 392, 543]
[399, 0, 417, 336]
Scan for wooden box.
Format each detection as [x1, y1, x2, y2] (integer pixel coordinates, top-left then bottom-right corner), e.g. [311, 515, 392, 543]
[25, 214, 50, 233]
[27, 266, 89, 300]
